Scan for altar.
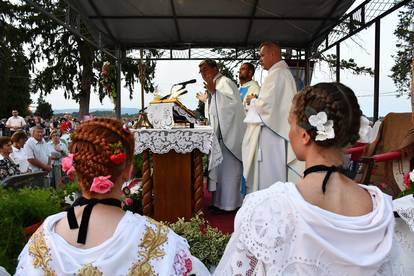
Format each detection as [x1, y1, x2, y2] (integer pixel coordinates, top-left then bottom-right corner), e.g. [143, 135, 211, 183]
[132, 127, 222, 222]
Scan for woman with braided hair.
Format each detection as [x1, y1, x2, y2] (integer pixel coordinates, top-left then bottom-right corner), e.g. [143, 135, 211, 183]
[16, 118, 210, 275]
[214, 83, 400, 275]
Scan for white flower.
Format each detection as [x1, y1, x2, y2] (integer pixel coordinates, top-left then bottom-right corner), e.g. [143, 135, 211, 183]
[315, 120, 335, 141]
[308, 112, 328, 129]
[130, 184, 141, 194]
[308, 112, 335, 141]
[358, 116, 373, 143]
[409, 169, 414, 183]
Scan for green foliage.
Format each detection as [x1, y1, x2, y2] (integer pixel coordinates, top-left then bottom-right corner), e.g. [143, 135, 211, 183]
[168, 216, 230, 268]
[0, 13, 32, 119]
[390, 3, 414, 96]
[98, 61, 117, 102]
[122, 49, 162, 95]
[133, 154, 143, 178]
[35, 96, 53, 119]
[322, 54, 374, 76]
[54, 181, 80, 206]
[0, 187, 61, 273]
[11, 1, 159, 116]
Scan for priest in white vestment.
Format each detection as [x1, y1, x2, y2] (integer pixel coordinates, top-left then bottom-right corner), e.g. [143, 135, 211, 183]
[242, 42, 298, 193]
[238, 62, 260, 111]
[196, 59, 246, 211]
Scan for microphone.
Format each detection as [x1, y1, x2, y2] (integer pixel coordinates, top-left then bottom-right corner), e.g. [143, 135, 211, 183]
[174, 79, 196, 86]
[176, 90, 188, 97]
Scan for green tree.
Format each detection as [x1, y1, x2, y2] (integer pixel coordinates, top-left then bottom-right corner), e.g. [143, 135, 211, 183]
[15, 0, 158, 117]
[35, 96, 53, 119]
[0, 2, 32, 119]
[390, 2, 414, 96]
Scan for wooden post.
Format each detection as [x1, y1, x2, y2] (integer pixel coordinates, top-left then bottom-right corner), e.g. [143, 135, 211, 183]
[193, 150, 203, 215]
[141, 149, 153, 216]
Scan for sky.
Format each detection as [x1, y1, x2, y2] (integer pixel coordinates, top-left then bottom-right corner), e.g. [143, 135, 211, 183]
[30, 2, 412, 117]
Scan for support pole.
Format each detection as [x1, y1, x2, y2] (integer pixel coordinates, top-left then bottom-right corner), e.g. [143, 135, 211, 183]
[139, 49, 145, 112]
[115, 48, 122, 119]
[373, 20, 380, 122]
[336, 43, 340, 83]
[304, 48, 310, 86]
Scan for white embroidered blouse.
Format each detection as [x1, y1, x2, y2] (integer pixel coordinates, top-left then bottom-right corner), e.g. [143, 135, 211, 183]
[214, 182, 401, 276]
[15, 211, 211, 276]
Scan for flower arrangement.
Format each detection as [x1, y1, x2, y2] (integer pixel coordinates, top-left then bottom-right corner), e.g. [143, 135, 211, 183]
[402, 169, 414, 197]
[122, 179, 143, 214]
[168, 216, 230, 269]
[99, 61, 117, 102]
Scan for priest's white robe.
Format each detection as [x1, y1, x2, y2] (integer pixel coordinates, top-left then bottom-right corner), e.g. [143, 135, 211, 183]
[242, 60, 299, 193]
[240, 80, 261, 111]
[208, 73, 246, 210]
[214, 182, 401, 276]
[15, 211, 211, 276]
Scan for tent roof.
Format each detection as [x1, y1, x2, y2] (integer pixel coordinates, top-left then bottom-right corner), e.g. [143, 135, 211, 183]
[67, 0, 355, 50]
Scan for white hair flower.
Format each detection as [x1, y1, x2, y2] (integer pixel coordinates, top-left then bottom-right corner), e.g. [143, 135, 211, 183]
[308, 111, 335, 141]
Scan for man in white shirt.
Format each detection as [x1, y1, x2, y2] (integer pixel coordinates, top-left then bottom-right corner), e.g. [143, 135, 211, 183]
[6, 110, 26, 136]
[10, 131, 30, 173]
[242, 42, 297, 193]
[24, 126, 51, 174]
[238, 63, 260, 111]
[196, 59, 246, 211]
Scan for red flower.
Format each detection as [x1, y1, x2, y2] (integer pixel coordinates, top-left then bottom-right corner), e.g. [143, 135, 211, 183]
[110, 153, 127, 164]
[404, 171, 411, 189]
[125, 197, 133, 206]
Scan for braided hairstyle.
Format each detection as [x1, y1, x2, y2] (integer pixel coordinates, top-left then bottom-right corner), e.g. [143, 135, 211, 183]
[293, 82, 362, 147]
[69, 118, 134, 195]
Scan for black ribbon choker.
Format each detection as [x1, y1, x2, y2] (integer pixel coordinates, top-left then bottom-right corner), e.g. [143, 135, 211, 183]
[67, 197, 122, 244]
[303, 165, 348, 193]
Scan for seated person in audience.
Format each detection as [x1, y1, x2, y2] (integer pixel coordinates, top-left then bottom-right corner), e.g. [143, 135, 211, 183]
[214, 83, 399, 275]
[10, 131, 30, 173]
[15, 118, 210, 276]
[0, 136, 20, 181]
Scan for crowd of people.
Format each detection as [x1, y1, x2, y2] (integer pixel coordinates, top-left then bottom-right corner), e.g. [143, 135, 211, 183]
[0, 112, 76, 185]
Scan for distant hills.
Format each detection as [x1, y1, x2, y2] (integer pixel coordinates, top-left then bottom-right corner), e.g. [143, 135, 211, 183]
[54, 107, 139, 115]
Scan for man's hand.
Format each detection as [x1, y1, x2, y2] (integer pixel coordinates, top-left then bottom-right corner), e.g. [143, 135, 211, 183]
[44, 165, 52, 173]
[205, 76, 216, 94]
[196, 92, 209, 103]
[245, 94, 255, 105]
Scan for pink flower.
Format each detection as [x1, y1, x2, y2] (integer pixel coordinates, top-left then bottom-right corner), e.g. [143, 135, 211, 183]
[125, 197, 133, 206]
[90, 175, 114, 194]
[404, 171, 411, 189]
[62, 154, 74, 172]
[67, 166, 76, 181]
[185, 258, 192, 272]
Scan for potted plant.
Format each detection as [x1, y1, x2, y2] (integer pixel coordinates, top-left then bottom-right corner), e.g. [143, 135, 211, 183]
[168, 216, 230, 271]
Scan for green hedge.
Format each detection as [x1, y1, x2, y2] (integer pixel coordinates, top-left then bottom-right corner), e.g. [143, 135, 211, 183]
[0, 187, 61, 273]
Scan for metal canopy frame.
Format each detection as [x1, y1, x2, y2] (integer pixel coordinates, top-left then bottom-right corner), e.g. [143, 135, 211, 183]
[22, 0, 412, 120]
